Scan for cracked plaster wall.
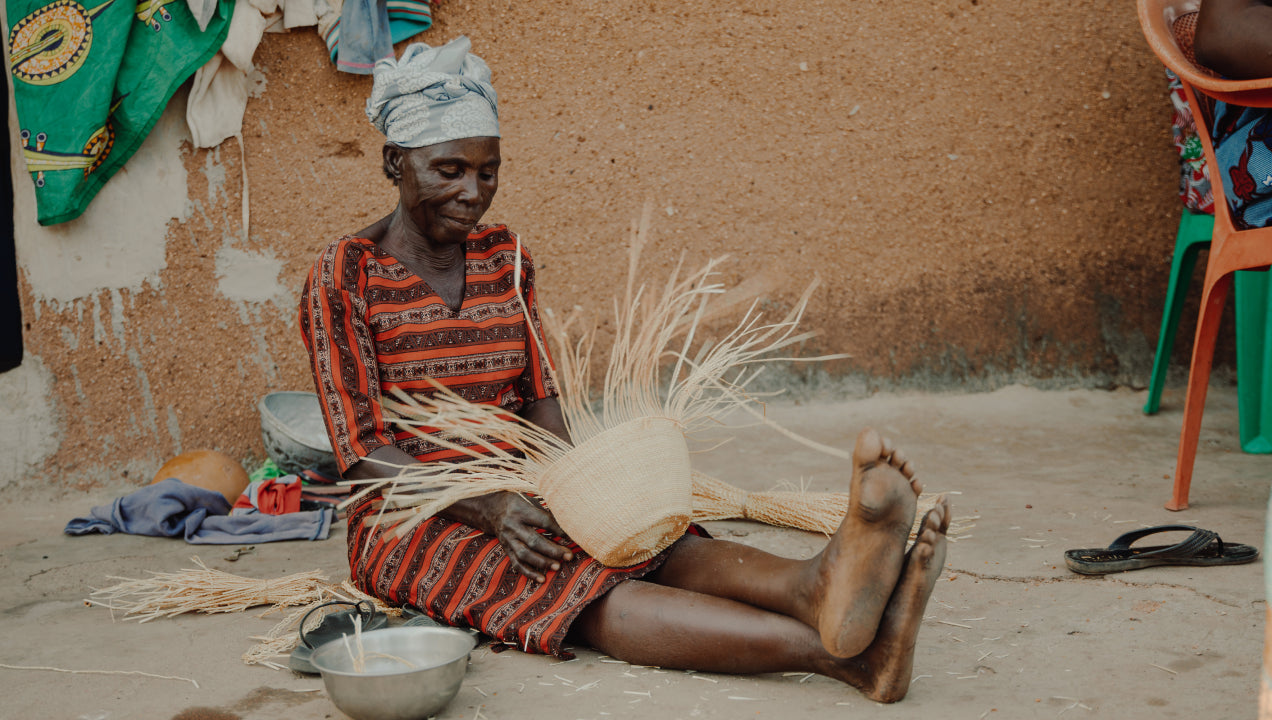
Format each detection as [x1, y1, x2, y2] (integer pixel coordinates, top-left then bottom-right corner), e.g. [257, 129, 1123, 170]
[4, 85, 294, 488]
[2, 0, 1229, 489]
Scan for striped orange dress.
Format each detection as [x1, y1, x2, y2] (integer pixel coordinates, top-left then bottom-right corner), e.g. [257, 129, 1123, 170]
[298, 225, 675, 656]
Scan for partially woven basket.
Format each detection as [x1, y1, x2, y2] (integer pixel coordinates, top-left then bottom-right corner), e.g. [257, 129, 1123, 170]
[540, 416, 692, 566]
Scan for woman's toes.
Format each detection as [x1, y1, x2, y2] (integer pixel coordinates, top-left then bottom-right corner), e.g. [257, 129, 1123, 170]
[899, 460, 916, 479]
[853, 428, 885, 466]
[879, 435, 895, 462]
[932, 506, 950, 533]
[910, 478, 923, 496]
[917, 508, 936, 535]
[912, 535, 935, 563]
[936, 497, 952, 533]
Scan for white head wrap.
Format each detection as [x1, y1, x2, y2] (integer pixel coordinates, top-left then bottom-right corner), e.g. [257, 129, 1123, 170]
[365, 36, 500, 148]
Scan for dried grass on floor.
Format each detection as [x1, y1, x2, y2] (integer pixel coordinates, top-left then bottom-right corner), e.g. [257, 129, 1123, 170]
[86, 557, 330, 621]
[690, 471, 973, 541]
[87, 559, 401, 669]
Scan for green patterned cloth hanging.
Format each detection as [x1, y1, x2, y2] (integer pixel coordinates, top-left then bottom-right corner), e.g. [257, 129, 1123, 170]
[8, 0, 233, 225]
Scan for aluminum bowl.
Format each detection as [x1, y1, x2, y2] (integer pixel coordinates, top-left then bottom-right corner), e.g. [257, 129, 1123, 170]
[310, 626, 477, 720]
[258, 391, 339, 475]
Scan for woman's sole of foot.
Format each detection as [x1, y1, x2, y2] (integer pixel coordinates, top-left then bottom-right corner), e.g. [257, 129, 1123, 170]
[853, 498, 950, 703]
[813, 428, 921, 658]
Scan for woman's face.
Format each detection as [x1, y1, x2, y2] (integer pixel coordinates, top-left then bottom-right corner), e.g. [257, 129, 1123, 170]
[386, 137, 501, 246]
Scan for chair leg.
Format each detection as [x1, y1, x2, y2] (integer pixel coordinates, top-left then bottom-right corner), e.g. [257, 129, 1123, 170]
[1170, 272, 1235, 511]
[1235, 269, 1272, 453]
[1145, 231, 1208, 414]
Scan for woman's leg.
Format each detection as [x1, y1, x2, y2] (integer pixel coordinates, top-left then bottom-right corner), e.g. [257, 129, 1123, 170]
[648, 428, 922, 658]
[572, 501, 951, 704]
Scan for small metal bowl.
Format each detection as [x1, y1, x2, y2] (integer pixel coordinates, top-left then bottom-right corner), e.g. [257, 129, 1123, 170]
[310, 626, 477, 720]
[258, 391, 339, 475]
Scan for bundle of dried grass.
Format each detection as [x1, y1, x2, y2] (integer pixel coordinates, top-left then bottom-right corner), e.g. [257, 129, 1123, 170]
[345, 206, 873, 566]
[85, 558, 407, 669]
[240, 580, 405, 668]
[691, 472, 974, 542]
[242, 600, 331, 669]
[690, 471, 851, 535]
[87, 557, 332, 621]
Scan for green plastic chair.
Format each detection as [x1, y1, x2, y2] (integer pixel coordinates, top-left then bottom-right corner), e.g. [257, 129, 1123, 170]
[1144, 209, 1214, 415]
[1235, 268, 1272, 453]
[1144, 208, 1272, 454]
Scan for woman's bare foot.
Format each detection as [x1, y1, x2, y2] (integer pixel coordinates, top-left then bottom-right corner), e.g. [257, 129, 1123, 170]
[831, 497, 950, 703]
[804, 428, 921, 658]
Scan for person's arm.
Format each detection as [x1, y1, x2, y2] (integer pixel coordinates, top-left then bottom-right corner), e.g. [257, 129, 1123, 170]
[518, 396, 570, 443]
[344, 446, 574, 583]
[1195, 0, 1272, 79]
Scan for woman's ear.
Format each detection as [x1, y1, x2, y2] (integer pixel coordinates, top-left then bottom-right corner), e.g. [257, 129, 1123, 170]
[383, 143, 403, 184]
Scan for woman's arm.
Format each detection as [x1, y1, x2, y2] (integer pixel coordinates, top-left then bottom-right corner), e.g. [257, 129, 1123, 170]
[518, 396, 570, 443]
[344, 443, 574, 583]
[1195, 0, 1272, 79]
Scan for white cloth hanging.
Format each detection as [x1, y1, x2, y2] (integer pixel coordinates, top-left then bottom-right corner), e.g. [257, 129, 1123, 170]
[186, 0, 273, 149]
[185, 0, 220, 31]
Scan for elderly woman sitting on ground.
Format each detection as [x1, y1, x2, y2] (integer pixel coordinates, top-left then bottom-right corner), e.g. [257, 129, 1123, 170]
[299, 37, 951, 704]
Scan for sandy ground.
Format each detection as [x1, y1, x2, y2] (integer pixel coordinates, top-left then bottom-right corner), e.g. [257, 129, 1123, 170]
[2, 385, 1268, 720]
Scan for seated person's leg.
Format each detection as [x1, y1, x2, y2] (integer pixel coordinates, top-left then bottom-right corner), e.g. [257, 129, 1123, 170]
[571, 501, 951, 704]
[649, 428, 923, 658]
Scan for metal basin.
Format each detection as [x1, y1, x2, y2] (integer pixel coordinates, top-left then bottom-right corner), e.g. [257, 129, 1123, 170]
[310, 626, 476, 720]
[258, 391, 339, 475]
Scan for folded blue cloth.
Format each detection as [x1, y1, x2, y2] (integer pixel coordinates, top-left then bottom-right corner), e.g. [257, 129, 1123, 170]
[65, 478, 333, 544]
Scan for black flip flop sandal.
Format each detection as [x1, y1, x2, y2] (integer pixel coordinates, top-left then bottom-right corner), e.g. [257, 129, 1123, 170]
[1064, 524, 1259, 575]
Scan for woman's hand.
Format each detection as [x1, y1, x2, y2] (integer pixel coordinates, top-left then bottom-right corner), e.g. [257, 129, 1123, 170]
[348, 443, 576, 581]
[441, 491, 574, 583]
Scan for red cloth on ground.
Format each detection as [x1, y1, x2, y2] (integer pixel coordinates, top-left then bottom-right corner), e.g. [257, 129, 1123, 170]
[232, 477, 303, 515]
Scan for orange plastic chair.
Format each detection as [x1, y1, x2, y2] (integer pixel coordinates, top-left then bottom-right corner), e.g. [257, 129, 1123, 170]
[1138, 0, 1272, 510]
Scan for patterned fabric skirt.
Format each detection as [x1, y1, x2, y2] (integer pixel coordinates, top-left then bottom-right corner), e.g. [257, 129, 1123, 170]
[346, 496, 696, 658]
[1213, 103, 1272, 230]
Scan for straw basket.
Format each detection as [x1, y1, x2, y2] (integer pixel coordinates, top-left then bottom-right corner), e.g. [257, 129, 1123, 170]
[539, 416, 692, 566]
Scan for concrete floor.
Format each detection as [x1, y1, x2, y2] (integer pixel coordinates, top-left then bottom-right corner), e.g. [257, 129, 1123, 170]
[2, 385, 1269, 720]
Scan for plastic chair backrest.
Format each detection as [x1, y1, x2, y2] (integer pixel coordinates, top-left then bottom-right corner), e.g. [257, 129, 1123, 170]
[1138, 0, 1272, 108]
